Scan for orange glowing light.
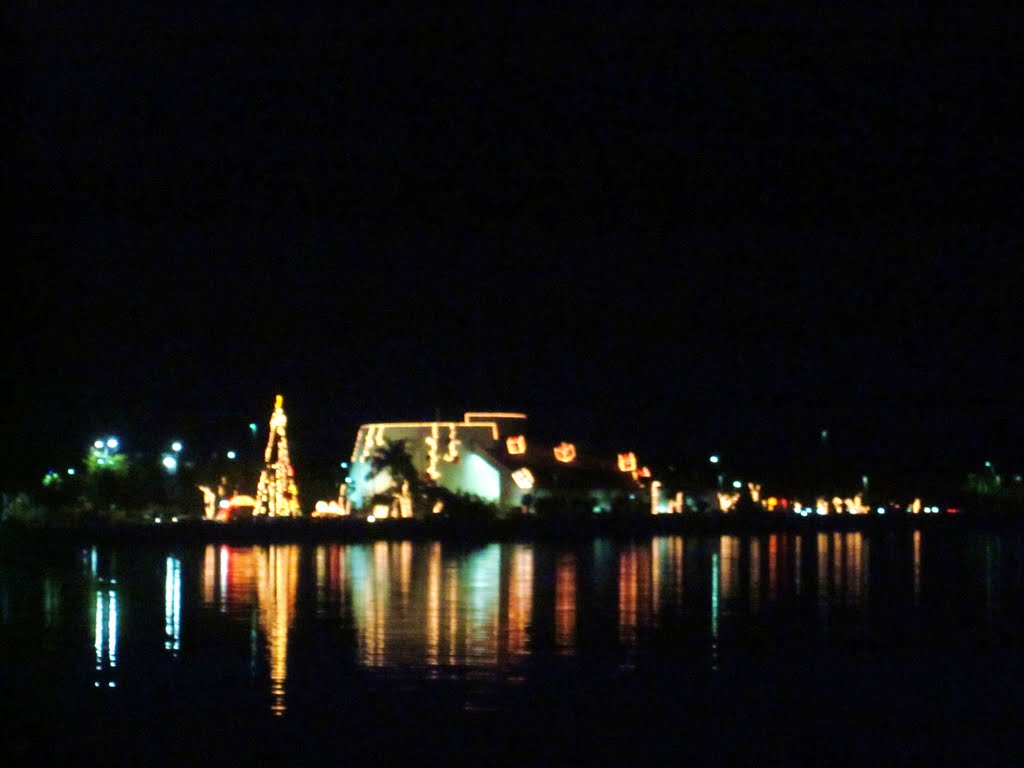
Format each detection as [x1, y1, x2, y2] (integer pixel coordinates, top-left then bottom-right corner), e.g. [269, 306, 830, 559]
[638, 466, 651, 478]
[617, 453, 637, 472]
[553, 442, 577, 463]
[507, 435, 527, 455]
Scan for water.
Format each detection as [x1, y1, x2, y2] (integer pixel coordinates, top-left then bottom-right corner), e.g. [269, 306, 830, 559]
[2, 529, 1022, 764]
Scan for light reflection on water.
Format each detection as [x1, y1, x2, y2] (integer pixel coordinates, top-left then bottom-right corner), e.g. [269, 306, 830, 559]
[0, 529, 1021, 718]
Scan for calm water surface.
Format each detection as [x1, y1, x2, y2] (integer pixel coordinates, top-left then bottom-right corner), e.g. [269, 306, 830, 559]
[2, 529, 1022, 763]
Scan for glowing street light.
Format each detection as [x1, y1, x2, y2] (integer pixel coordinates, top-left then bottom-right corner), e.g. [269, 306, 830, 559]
[709, 455, 720, 464]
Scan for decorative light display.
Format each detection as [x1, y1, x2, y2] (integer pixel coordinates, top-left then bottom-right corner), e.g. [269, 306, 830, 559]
[443, 424, 460, 462]
[507, 435, 527, 455]
[312, 484, 351, 517]
[747, 483, 761, 503]
[617, 453, 637, 472]
[845, 495, 870, 515]
[667, 492, 685, 514]
[397, 480, 413, 518]
[512, 468, 535, 490]
[717, 492, 740, 512]
[197, 485, 217, 520]
[425, 423, 441, 480]
[650, 480, 661, 515]
[254, 395, 301, 517]
[553, 442, 576, 463]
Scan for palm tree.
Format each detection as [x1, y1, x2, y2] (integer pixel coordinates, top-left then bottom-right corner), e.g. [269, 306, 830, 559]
[368, 439, 420, 492]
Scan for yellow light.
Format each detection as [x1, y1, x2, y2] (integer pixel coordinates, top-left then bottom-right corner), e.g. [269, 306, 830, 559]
[197, 485, 217, 520]
[617, 453, 637, 472]
[717, 492, 740, 512]
[911, 498, 922, 514]
[254, 396, 301, 517]
[650, 480, 661, 515]
[512, 468, 535, 490]
[464, 412, 527, 423]
[553, 442, 576, 463]
[425, 423, 441, 480]
[442, 424, 460, 462]
[372, 504, 390, 519]
[507, 435, 527, 455]
[766, 496, 778, 511]
[747, 482, 761, 503]
[667, 492, 684, 514]
[845, 495, 869, 514]
[432, 500, 444, 514]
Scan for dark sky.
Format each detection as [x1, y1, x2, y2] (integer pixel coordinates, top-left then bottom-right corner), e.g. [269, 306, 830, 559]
[5, 4, 1022, 487]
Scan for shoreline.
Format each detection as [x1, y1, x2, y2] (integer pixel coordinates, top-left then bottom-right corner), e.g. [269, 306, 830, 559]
[2, 511, 1020, 547]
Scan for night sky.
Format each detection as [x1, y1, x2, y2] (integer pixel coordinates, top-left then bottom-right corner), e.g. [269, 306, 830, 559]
[6, 5, 1022, 489]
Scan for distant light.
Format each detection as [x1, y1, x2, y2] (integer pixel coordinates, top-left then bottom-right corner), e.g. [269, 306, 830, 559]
[340, 461, 349, 469]
[709, 455, 719, 464]
[155, 517, 162, 524]
[249, 423, 258, 434]
[162, 456, 178, 471]
[171, 441, 182, 452]
[94, 440, 104, 449]
[226, 451, 236, 460]
[107, 438, 119, 450]
[876, 507, 885, 514]
[731, 480, 742, 489]
[171, 516, 178, 523]
[344, 476, 352, 484]
[67, 468, 75, 475]
[219, 499, 230, 508]
[367, 515, 376, 523]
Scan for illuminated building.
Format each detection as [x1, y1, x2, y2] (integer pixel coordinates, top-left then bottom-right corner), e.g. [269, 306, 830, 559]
[346, 412, 636, 514]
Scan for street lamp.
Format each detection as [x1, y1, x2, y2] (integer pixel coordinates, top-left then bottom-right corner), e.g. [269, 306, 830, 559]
[710, 455, 723, 489]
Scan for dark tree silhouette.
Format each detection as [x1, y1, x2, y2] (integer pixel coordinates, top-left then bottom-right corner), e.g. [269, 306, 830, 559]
[368, 439, 420, 492]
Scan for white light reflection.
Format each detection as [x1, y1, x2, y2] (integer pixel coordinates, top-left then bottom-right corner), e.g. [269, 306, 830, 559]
[165, 556, 181, 654]
[93, 588, 118, 688]
[710, 551, 719, 672]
